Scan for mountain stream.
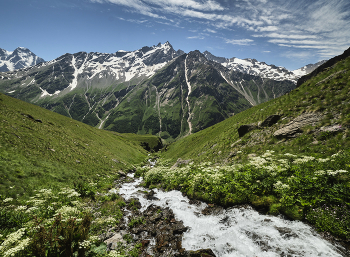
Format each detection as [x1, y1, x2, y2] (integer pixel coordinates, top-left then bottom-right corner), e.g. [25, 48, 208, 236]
[117, 173, 346, 257]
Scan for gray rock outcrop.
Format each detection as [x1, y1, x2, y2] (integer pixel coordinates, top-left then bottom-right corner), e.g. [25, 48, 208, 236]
[273, 113, 323, 139]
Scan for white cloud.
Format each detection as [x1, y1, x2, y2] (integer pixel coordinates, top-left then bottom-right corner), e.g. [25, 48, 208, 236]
[187, 35, 205, 39]
[225, 38, 254, 46]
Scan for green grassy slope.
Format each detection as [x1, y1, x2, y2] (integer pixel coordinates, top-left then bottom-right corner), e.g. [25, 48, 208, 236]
[0, 93, 160, 197]
[162, 52, 350, 164]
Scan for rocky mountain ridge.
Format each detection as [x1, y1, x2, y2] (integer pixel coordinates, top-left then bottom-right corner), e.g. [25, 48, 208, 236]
[203, 51, 326, 83]
[0, 47, 45, 72]
[0, 43, 297, 140]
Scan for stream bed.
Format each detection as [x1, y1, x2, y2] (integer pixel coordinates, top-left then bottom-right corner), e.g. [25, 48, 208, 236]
[116, 174, 346, 256]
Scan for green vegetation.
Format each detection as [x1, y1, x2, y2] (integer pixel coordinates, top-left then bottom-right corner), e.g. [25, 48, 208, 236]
[0, 92, 161, 197]
[0, 92, 162, 256]
[0, 181, 141, 257]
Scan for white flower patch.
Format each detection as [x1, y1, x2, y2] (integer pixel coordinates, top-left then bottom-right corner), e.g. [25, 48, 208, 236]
[284, 153, 297, 158]
[292, 156, 315, 164]
[58, 188, 81, 198]
[274, 181, 290, 190]
[262, 150, 275, 158]
[327, 169, 348, 176]
[25, 206, 39, 213]
[317, 158, 330, 163]
[249, 156, 268, 168]
[15, 206, 27, 211]
[315, 170, 326, 176]
[54, 206, 80, 218]
[0, 228, 28, 256]
[3, 198, 13, 203]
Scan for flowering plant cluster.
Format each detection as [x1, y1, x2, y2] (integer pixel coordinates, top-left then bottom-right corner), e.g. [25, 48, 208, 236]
[0, 181, 127, 257]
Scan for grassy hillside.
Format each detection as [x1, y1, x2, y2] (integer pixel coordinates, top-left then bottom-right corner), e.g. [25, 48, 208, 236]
[162, 53, 350, 164]
[0, 93, 161, 197]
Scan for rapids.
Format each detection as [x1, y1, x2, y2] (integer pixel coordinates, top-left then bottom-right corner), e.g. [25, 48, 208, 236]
[118, 174, 344, 257]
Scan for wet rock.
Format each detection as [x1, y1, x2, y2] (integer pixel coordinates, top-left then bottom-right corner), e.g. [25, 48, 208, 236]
[186, 249, 216, 257]
[275, 226, 298, 239]
[201, 204, 224, 216]
[273, 113, 323, 139]
[238, 124, 257, 137]
[146, 190, 159, 200]
[260, 114, 281, 127]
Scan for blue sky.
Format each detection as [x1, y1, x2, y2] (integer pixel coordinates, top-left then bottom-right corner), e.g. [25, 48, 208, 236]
[1, 0, 350, 70]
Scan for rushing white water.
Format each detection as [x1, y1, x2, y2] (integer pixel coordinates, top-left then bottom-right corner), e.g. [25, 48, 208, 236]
[118, 175, 344, 257]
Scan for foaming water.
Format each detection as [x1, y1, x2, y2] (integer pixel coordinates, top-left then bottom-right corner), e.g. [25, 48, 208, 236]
[119, 176, 343, 257]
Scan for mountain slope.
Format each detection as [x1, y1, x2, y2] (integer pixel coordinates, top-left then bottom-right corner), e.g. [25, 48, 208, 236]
[162, 46, 350, 163]
[102, 50, 294, 140]
[0, 47, 45, 72]
[0, 92, 161, 197]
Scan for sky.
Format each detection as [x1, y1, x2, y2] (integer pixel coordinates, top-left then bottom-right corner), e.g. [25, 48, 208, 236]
[1, 0, 350, 70]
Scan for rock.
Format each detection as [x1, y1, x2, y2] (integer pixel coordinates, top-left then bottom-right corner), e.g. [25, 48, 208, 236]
[145, 190, 159, 201]
[273, 113, 323, 139]
[118, 170, 127, 176]
[104, 233, 126, 250]
[237, 124, 257, 137]
[201, 205, 224, 216]
[260, 114, 281, 127]
[172, 158, 192, 168]
[320, 124, 344, 133]
[187, 249, 216, 257]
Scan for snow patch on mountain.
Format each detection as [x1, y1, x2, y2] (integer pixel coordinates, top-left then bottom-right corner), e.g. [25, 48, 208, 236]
[204, 51, 326, 84]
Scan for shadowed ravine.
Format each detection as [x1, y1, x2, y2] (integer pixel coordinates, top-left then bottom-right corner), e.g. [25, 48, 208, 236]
[118, 174, 345, 257]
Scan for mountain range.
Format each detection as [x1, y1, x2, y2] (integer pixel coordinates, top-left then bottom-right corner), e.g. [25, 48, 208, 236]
[0, 47, 45, 72]
[0, 42, 324, 141]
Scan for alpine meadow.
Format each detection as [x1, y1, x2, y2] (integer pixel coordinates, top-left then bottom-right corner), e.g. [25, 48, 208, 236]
[0, 42, 350, 256]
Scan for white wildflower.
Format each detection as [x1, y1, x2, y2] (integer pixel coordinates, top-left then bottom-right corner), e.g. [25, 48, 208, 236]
[3, 198, 13, 203]
[55, 206, 80, 218]
[15, 206, 27, 211]
[25, 207, 39, 213]
[274, 181, 290, 190]
[318, 158, 330, 163]
[79, 240, 91, 249]
[315, 170, 326, 176]
[3, 238, 31, 257]
[336, 169, 347, 173]
[0, 228, 26, 253]
[284, 153, 297, 158]
[293, 156, 315, 164]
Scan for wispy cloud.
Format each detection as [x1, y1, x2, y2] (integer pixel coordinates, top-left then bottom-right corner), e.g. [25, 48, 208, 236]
[225, 38, 254, 46]
[91, 0, 350, 60]
[187, 35, 205, 40]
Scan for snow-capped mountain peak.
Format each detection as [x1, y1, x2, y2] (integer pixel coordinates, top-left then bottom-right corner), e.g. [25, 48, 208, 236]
[204, 50, 297, 83]
[0, 47, 45, 72]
